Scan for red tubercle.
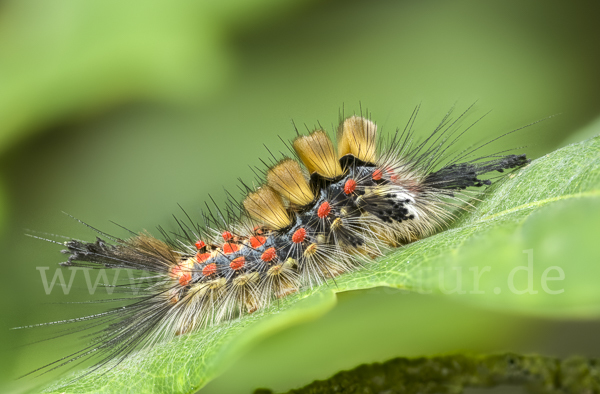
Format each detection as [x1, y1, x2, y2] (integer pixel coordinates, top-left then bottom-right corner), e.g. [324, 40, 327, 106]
[178, 272, 192, 287]
[249, 236, 267, 248]
[195, 240, 206, 250]
[317, 201, 331, 219]
[344, 179, 357, 194]
[223, 243, 240, 254]
[372, 169, 383, 181]
[230, 256, 245, 271]
[292, 227, 306, 243]
[383, 166, 399, 182]
[222, 231, 233, 241]
[202, 263, 217, 276]
[261, 247, 277, 262]
[170, 264, 182, 278]
[196, 252, 212, 263]
[172, 261, 192, 285]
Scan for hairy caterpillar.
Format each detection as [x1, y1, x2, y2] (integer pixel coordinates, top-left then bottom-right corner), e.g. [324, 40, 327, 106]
[22, 105, 530, 380]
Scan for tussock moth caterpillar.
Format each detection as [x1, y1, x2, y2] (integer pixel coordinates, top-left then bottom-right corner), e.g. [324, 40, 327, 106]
[19, 104, 531, 382]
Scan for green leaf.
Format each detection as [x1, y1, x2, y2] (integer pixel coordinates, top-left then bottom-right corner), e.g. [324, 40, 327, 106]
[278, 353, 600, 394]
[44, 136, 600, 393]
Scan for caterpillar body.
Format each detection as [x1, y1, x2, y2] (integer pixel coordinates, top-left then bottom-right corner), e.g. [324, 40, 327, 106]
[28, 107, 530, 377]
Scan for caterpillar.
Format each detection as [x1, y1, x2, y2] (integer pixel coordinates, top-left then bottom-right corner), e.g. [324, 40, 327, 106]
[23, 105, 530, 379]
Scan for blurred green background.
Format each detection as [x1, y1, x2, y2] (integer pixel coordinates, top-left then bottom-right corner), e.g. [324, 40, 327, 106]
[1, 0, 600, 393]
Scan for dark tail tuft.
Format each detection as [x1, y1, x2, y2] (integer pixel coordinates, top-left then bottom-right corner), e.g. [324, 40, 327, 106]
[424, 154, 529, 190]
